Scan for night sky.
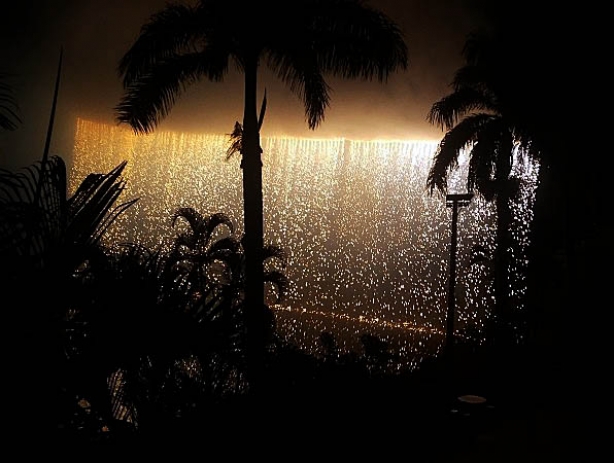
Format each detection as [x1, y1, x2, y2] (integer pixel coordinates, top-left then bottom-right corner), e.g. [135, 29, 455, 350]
[0, 0, 499, 170]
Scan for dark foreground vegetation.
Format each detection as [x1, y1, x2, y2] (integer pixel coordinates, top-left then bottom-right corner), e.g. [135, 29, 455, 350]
[0, 153, 556, 461]
[1, 1, 600, 460]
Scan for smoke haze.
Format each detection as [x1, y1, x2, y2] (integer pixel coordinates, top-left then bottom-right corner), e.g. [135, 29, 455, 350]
[0, 0, 491, 170]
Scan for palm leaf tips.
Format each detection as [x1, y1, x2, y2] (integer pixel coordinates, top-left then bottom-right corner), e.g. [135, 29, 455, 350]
[0, 73, 22, 131]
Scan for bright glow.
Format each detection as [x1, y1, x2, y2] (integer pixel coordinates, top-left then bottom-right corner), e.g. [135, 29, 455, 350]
[69, 118, 539, 371]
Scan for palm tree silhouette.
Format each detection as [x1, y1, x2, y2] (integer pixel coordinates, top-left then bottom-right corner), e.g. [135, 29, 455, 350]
[114, 0, 408, 389]
[82, 239, 246, 437]
[426, 32, 537, 341]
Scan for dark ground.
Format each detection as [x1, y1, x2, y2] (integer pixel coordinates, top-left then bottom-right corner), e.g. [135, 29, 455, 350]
[27, 338, 575, 462]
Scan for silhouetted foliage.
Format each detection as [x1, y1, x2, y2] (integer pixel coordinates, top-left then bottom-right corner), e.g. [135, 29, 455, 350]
[0, 155, 137, 443]
[0, 72, 21, 131]
[67, 205, 292, 441]
[427, 32, 538, 343]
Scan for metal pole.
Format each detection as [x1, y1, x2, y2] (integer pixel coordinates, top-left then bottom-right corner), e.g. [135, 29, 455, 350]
[444, 193, 473, 363]
[446, 201, 459, 354]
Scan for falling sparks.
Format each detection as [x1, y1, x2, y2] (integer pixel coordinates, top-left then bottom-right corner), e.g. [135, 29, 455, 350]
[70, 118, 539, 371]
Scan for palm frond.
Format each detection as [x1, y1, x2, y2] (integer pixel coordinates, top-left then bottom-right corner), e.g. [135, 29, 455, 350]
[467, 139, 497, 200]
[226, 90, 267, 160]
[427, 114, 492, 194]
[118, 3, 207, 86]
[0, 155, 137, 273]
[0, 157, 49, 204]
[171, 207, 205, 235]
[116, 57, 191, 134]
[199, 212, 235, 246]
[117, 0, 407, 134]
[258, 88, 267, 130]
[264, 0, 407, 129]
[452, 65, 498, 99]
[68, 160, 138, 246]
[0, 158, 62, 260]
[172, 207, 234, 251]
[262, 242, 289, 302]
[427, 87, 497, 130]
[269, 53, 331, 129]
[463, 119, 510, 198]
[264, 270, 290, 303]
[263, 243, 287, 267]
[304, 0, 408, 80]
[461, 32, 494, 66]
[0, 73, 21, 131]
[117, 52, 228, 134]
[208, 235, 242, 257]
[226, 122, 243, 160]
[470, 244, 491, 265]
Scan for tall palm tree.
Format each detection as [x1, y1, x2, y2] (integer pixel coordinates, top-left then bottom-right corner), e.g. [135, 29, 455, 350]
[428, 4, 588, 418]
[426, 32, 538, 344]
[114, 0, 408, 388]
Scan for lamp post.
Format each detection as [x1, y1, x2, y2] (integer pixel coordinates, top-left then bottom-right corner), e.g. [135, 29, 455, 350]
[444, 193, 473, 363]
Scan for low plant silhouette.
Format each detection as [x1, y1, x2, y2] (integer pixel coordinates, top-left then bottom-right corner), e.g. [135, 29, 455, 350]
[426, 32, 537, 345]
[0, 155, 137, 443]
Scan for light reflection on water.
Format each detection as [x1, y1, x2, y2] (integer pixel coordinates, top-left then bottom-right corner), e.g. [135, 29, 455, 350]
[70, 118, 538, 371]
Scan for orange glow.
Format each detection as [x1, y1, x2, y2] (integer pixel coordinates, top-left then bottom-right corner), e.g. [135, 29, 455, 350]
[70, 118, 538, 371]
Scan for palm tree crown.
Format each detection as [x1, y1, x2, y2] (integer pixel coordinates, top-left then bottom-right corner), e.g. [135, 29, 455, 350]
[0, 73, 21, 131]
[426, 32, 536, 199]
[115, 0, 408, 134]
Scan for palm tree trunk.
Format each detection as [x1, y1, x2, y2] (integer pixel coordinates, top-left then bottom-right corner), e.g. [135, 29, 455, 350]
[241, 56, 266, 392]
[492, 137, 514, 347]
[524, 152, 569, 399]
[494, 188, 512, 341]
